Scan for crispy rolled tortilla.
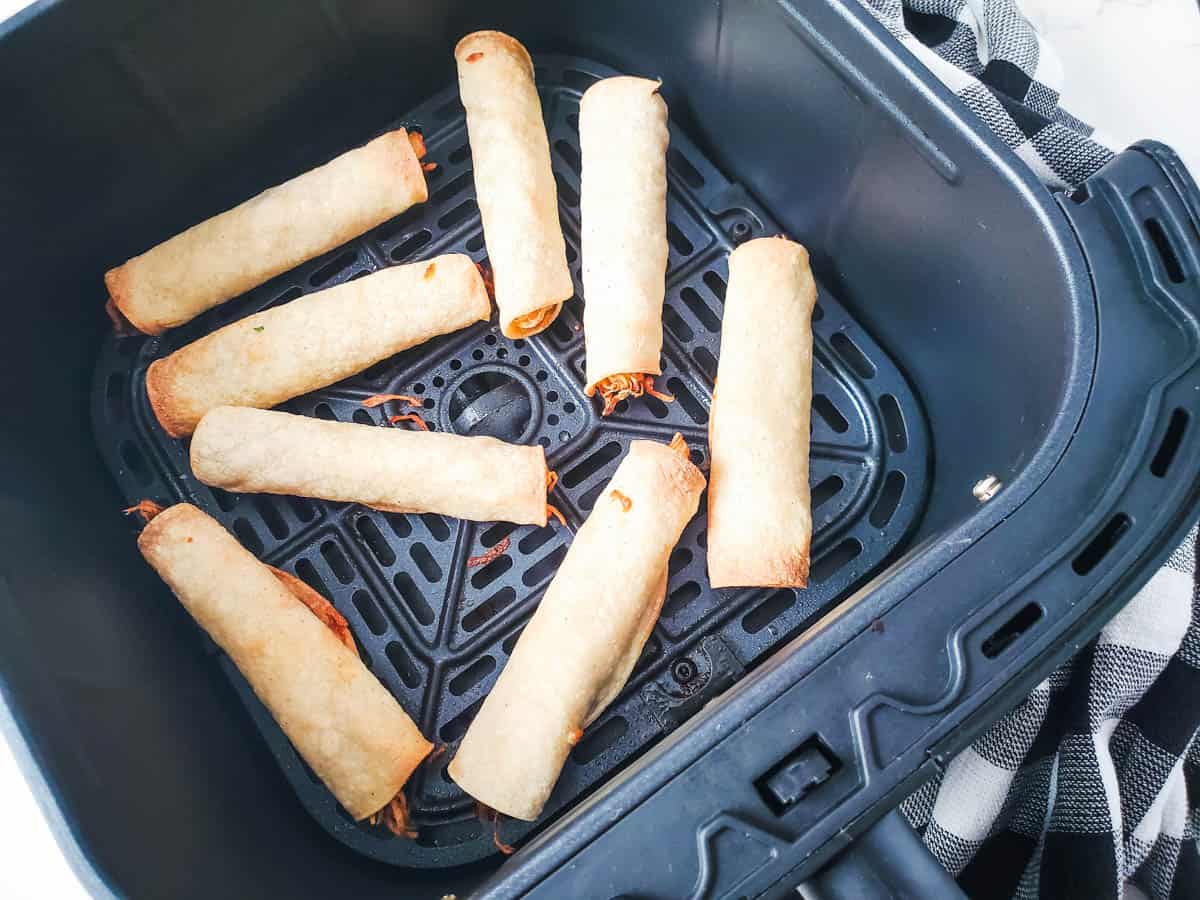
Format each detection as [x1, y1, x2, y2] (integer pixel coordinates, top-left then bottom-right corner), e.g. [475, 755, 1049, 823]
[580, 77, 672, 415]
[147, 254, 490, 438]
[137, 503, 432, 821]
[449, 435, 704, 820]
[191, 406, 552, 526]
[708, 237, 817, 588]
[455, 31, 572, 339]
[106, 129, 430, 335]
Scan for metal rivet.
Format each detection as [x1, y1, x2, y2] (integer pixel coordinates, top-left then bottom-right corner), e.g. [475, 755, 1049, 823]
[973, 475, 1002, 502]
[672, 659, 697, 683]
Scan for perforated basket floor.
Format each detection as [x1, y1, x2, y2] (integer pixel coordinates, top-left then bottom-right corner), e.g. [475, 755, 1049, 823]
[91, 55, 930, 868]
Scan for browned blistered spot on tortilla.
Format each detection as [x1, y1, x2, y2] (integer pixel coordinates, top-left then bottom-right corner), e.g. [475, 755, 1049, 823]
[567, 727, 583, 746]
[467, 52, 484, 62]
[421, 161, 438, 173]
[424, 262, 437, 280]
[610, 489, 632, 512]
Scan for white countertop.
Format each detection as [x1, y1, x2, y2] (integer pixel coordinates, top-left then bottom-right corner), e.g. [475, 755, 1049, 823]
[1024, 0, 1200, 176]
[0, 0, 1196, 897]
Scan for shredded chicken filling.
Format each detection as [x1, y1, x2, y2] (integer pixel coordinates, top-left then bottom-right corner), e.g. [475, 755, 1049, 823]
[591, 373, 674, 416]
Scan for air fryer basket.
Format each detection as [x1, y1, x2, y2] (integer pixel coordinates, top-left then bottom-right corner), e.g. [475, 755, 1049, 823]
[2, 1, 1199, 898]
[91, 54, 930, 868]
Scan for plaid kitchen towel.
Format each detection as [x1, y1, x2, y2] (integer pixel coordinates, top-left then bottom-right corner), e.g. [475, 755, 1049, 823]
[854, 2, 1200, 898]
[859, 0, 1114, 190]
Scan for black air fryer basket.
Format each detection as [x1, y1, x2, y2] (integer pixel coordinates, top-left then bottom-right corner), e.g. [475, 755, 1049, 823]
[1, 1, 1199, 898]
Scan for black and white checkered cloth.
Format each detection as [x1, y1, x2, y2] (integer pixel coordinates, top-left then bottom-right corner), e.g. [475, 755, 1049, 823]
[855, 2, 1200, 898]
[859, 0, 1114, 190]
[899, 534, 1200, 900]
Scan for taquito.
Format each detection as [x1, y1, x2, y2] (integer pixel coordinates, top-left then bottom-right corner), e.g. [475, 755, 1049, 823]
[136, 503, 432, 822]
[106, 129, 430, 335]
[454, 31, 572, 338]
[580, 76, 672, 416]
[449, 435, 704, 820]
[707, 237, 816, 588]
[147, 254, 490, 438]
[191, 406, 553, 526]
